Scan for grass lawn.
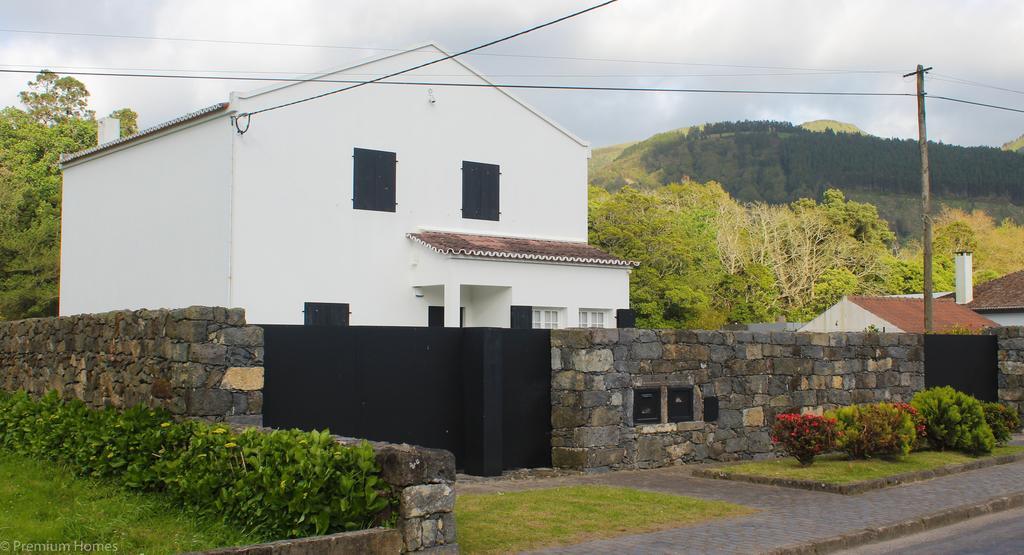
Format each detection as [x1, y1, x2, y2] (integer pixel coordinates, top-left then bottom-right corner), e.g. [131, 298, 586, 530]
[0, 451, 260, 554]
[717, 445, 1024, 484]
[455, 484, 753, 554]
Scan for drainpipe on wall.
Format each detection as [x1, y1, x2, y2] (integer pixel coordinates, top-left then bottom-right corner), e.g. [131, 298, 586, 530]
[955, 251, 973, 305]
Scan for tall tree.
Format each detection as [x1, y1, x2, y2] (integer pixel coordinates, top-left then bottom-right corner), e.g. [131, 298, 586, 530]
[109, 107, 139, 136]
[18, 70, 94, 126]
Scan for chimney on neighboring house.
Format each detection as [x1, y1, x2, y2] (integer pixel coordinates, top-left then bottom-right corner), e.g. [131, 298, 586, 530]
[955, 251, 973, 304]
[97, 116, 120, 145]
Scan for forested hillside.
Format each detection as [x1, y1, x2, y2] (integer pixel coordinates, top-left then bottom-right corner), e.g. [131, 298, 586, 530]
[1005, 133, 1024, 153]
[591, 120, 1024, 236]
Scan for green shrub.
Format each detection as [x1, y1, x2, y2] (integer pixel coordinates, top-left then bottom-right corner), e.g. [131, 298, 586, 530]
[983, 402, 1021, 446]
[0, 390, 392, 539]
[911, 387, 995, 455]
[827, 403, 916, 459]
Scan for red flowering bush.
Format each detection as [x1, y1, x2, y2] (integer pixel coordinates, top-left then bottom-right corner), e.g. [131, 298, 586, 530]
[771, 412, 838, 466]
[894, 402, 928, 449]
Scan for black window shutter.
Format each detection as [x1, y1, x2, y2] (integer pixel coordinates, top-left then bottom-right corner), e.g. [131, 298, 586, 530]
[376, 150, 396, 212]
[616, 308, 637, 328]
[462, 161, 499, 221]
[304, 302, 350, 326]
[462, 163, 481, 219]
[353, 148, 396, 212]
[480, 164, 499, 220]
[510, 305, 532, 329]
[428, 306, 444, 327]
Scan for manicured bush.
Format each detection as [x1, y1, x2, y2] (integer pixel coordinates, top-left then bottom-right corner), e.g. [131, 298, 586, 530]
[827, 403, 916, 459]
[893, 402, 928, 450]
[770, 412, 838, 466]
[0, 391, 392, 539]
[911, 387, 995, 455]
[983, 402, 1021, 446]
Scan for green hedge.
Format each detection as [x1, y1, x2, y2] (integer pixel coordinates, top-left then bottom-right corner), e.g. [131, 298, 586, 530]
[0, 391, 392, 539]
[827, 403, 916, 459]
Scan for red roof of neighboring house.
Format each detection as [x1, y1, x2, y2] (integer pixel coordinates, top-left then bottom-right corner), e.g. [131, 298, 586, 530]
[848, 296, 997, 333]
[968, 270, 1024, 312]
[408, 231, 638, 267]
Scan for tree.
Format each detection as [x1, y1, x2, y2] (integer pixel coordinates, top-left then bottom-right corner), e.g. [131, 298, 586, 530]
[109, 107, 139, 136]
[18, 70, 94, 125]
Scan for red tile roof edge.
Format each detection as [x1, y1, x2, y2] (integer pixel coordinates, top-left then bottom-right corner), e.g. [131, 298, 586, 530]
[847, 295, 998, 333]
[408, 231, 639, 267]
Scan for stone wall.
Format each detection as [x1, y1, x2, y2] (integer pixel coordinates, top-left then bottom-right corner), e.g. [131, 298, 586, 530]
[551, 328, 926, 470]
[0, 307, 264, 424]
[997, 326, 1024, 416]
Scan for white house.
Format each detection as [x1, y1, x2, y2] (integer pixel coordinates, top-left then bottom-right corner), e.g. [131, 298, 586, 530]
[59, 44, 635, 328]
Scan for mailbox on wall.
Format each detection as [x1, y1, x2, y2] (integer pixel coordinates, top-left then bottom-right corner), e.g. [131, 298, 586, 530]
[633, 388, 660, 424]
[667, 387, 694, 422]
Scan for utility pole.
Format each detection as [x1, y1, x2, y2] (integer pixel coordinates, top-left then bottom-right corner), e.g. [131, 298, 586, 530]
[904, 64, 934, 331]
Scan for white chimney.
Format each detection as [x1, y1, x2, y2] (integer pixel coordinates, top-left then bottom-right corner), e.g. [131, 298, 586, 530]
[97, 116, 120, 144]
[955, 251, 973, 304]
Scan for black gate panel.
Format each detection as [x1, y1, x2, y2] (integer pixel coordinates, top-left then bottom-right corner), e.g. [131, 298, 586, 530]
[262, 325, 551, 475]
[501, 329, 552, 469]
[924, 334, 998, 402]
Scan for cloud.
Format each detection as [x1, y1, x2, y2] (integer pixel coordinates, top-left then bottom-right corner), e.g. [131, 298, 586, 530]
[0, 0, 1021, 147]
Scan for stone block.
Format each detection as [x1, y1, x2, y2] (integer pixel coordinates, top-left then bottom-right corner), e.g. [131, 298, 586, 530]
[552, 406, 587, 429]
[588, 406, 621, 427]
[551, 330, 591, 348]
[590, 329, 619, 345]
[218, 326, 264, 347]
[186, 388, 233, 416]
[666, 441, 695, 459]
[552, 447, 587, 469]
[221, 366, 264, 391]
[375, 444, 456, 487]
[571, 349, 614, 373]
[630, 341, 663, 360]
[166, 320, 208, 342]
[151, 378, 173, 399]
[183, 306, 216, 320]
[742, 406, 764, 427]
[399, 484, 455, 518]
[573, 426, 620, 447]
[663, 343, 711, 361]
[552, 371, 585, 391]
[189, 343, 228, 365]
[551, 348, 563, 370]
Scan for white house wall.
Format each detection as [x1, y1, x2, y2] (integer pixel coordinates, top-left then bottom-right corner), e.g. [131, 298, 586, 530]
[985, 312, 1024, 327]
[229, 46, 595, 324]
[59, 119, 232, 315]
[799, 297, 903, 333]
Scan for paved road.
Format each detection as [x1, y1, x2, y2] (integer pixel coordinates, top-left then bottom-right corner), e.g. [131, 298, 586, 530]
[840, 506, 1024, 555]
[459, 458, 1024, 554]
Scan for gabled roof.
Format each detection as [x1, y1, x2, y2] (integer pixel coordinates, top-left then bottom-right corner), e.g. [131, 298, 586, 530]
[408, 231, 637, 267]
[236, 42, 589, 148]
[848, 296, 997, 333]
[968, 269, 1024, 312]
[60, 103, 231, 166]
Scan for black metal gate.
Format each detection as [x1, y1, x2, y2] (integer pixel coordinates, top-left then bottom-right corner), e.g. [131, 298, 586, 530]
[262, 325, 551, 476]
[924, 334, 998, 402]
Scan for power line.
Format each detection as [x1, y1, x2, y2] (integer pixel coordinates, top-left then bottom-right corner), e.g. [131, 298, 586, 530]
[1, 68, 1021, 114]
[0, 63, 896, 79]
[930, 73, 1024, 96]
[237, 0, 620, 125]
[0, 26, 901, 74]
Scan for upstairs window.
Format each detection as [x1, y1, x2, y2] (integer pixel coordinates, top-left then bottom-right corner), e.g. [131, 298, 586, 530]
[532, 308, 560, 329]
[462, 161, 499, 221]
[579, 309, 607, 328]
[353, 148, 396, 212]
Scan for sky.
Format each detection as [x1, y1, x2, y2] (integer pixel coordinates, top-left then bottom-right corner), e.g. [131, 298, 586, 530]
[1, 0, 1022, 148]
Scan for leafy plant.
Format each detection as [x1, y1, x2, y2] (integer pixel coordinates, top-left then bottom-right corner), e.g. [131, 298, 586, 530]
[827, 403, 916, 459]
[911, 387, 995, 455]
[770, 412, 838, 466]
[0, 391, 393, 538]
[983, 402, 1021, 446]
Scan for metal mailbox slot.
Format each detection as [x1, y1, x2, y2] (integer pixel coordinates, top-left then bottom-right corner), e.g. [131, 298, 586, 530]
[633, 388, 661, 424]
[667, 387, 694, 422]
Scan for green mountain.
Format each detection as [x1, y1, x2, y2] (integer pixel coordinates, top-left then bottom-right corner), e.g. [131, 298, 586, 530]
[590, 120, 1024, 236]
[1004, 134, 1024, 153]
[799, 119, 866, 135]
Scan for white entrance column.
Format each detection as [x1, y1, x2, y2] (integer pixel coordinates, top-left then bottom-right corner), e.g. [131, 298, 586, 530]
[444, 281, 461, 327]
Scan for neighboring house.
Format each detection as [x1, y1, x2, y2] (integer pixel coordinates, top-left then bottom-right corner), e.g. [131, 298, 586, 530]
[799, 296, 997, 333]
[59, 43, 635, 328]
[968, 270, 1024, 326]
